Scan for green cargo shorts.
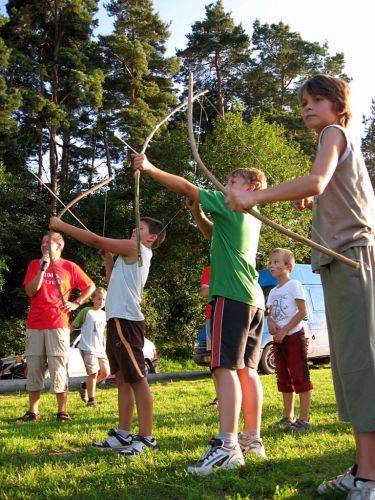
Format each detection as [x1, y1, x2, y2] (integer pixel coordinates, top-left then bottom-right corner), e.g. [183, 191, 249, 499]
[320, 245, 375, 433]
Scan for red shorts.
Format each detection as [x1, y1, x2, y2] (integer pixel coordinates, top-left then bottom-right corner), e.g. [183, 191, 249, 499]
[106, 318, 146, 383]
[210, 296, 264, 370]
[273, 329, 313, 393]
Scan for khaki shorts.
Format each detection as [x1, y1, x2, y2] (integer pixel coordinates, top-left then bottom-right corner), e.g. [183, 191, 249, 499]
[80, 351, 110, 376]
[25, 328, 70, 394]
[320, 246, 375, 432]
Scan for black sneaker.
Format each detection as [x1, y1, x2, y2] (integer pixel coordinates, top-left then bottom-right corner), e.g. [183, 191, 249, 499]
[79, 382, 88, 403]
[87, 399, 97, 407]
[92, 429, 133, 450]
[118, 435, 158, 457]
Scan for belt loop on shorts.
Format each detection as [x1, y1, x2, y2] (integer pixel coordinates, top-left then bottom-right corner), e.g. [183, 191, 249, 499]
[114, 319, 144, 379]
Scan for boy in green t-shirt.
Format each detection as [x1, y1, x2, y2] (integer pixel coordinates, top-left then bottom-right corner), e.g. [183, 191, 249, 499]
[132, 153, 267, 475]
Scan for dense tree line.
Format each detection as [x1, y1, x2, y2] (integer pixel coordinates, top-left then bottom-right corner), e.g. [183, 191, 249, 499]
[0, 0, 373, 357]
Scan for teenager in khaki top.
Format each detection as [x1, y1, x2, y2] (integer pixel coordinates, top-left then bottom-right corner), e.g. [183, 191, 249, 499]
[226, 75, 375, 500]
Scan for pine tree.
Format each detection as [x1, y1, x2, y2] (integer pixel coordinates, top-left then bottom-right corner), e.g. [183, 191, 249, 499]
[99, 0, 179, 152]
[1, 0, 101, 207]
[177, 0, 250, 117]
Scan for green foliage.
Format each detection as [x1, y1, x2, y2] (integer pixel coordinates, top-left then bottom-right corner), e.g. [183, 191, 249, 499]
[177, 0, 250, 116]
[0, 317, 25, 357]
[362, 99, 375, 187]
[201, 112, 312, 266]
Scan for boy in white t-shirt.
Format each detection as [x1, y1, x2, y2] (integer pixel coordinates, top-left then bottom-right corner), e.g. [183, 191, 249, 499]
[267, 248, 313, 433]
[71, 287, 109, 407]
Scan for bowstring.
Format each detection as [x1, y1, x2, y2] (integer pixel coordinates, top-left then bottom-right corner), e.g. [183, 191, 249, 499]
[102, 188, 108, 237]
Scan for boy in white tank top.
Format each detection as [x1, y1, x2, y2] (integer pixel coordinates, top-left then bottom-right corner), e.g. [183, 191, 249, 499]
[50, 215, 166, 456]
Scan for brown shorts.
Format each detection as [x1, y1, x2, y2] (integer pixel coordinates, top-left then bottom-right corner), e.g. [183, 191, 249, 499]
[210, 296, 264, 370]
[106, 318, 146, 383]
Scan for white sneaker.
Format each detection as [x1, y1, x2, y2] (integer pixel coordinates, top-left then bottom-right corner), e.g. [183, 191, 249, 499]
[92, 429, 133, 450]
[118, 435, 158, 457]
[187, 438, 245, 476]
[317, 467, 355, 494]
[347, 481, 375, 500]
[238, 433, 266, 459]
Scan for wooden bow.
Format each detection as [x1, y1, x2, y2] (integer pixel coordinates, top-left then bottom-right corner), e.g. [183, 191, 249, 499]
[187, 72, 360, 270]
[49, 176, 113, 305]
[116, 90, 209, 267]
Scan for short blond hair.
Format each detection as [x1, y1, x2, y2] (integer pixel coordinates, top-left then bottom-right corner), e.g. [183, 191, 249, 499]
[229, 167, 267, 191]
[44, 231, 64, 252]
[270, 248, 295, 270]
[92, 287, 106, 298]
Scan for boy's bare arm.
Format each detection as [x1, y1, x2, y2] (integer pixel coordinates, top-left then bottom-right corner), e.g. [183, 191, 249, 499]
[49, 217, 137, 260]
[98, 249, 114, 284]
[273, 299, 307, 343]
[186, 198, 213, 240]
[132, 153, 200, 202]
[225, 127, 346, 211]
[200, 284, 209, 299]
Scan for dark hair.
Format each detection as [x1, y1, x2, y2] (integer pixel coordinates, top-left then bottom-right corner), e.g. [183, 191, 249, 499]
[298, 74, 352, 127]
[141, 217, 166, 249]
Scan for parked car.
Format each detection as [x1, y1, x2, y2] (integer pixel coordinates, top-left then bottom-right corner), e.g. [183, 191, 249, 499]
[0, 354, 27, 380]
[193, 264, 330, 374]
[1, 333, 158, 380]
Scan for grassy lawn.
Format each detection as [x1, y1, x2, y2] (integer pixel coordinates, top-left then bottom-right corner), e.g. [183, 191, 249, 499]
[0, 366, 354, 499]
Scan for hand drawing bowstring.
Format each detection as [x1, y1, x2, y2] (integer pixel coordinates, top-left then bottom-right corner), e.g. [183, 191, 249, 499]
[187, 72, 359, 270]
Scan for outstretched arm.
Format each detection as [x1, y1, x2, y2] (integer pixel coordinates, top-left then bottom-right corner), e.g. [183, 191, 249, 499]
[225, 127, 346, 211]
[132, 153, 200, 202]
[186, 198, 213, 240]
[49, 218, 137, 260]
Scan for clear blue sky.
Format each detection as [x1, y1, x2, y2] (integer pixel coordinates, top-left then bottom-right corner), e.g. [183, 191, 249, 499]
[1, 0, 373, 138]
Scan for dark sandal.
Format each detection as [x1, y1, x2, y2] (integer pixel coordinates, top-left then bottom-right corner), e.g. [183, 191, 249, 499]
[56, 411, 72, 422]
[16, 411, 41, 423]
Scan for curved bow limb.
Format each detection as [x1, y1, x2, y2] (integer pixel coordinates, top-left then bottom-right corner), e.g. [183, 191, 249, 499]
[115, 90, 209, 267]
[187, 72, 360, 270]
[51, 177, 113, 302]
[57, 177, 113, 220]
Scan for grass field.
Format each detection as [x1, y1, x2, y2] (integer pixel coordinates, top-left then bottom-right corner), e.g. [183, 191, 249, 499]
[0, 366, 354, 499]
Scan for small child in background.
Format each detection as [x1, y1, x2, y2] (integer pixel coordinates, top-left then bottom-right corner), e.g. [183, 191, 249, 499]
[71, 287, 109, 407]
[267, 248, 313, 433]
